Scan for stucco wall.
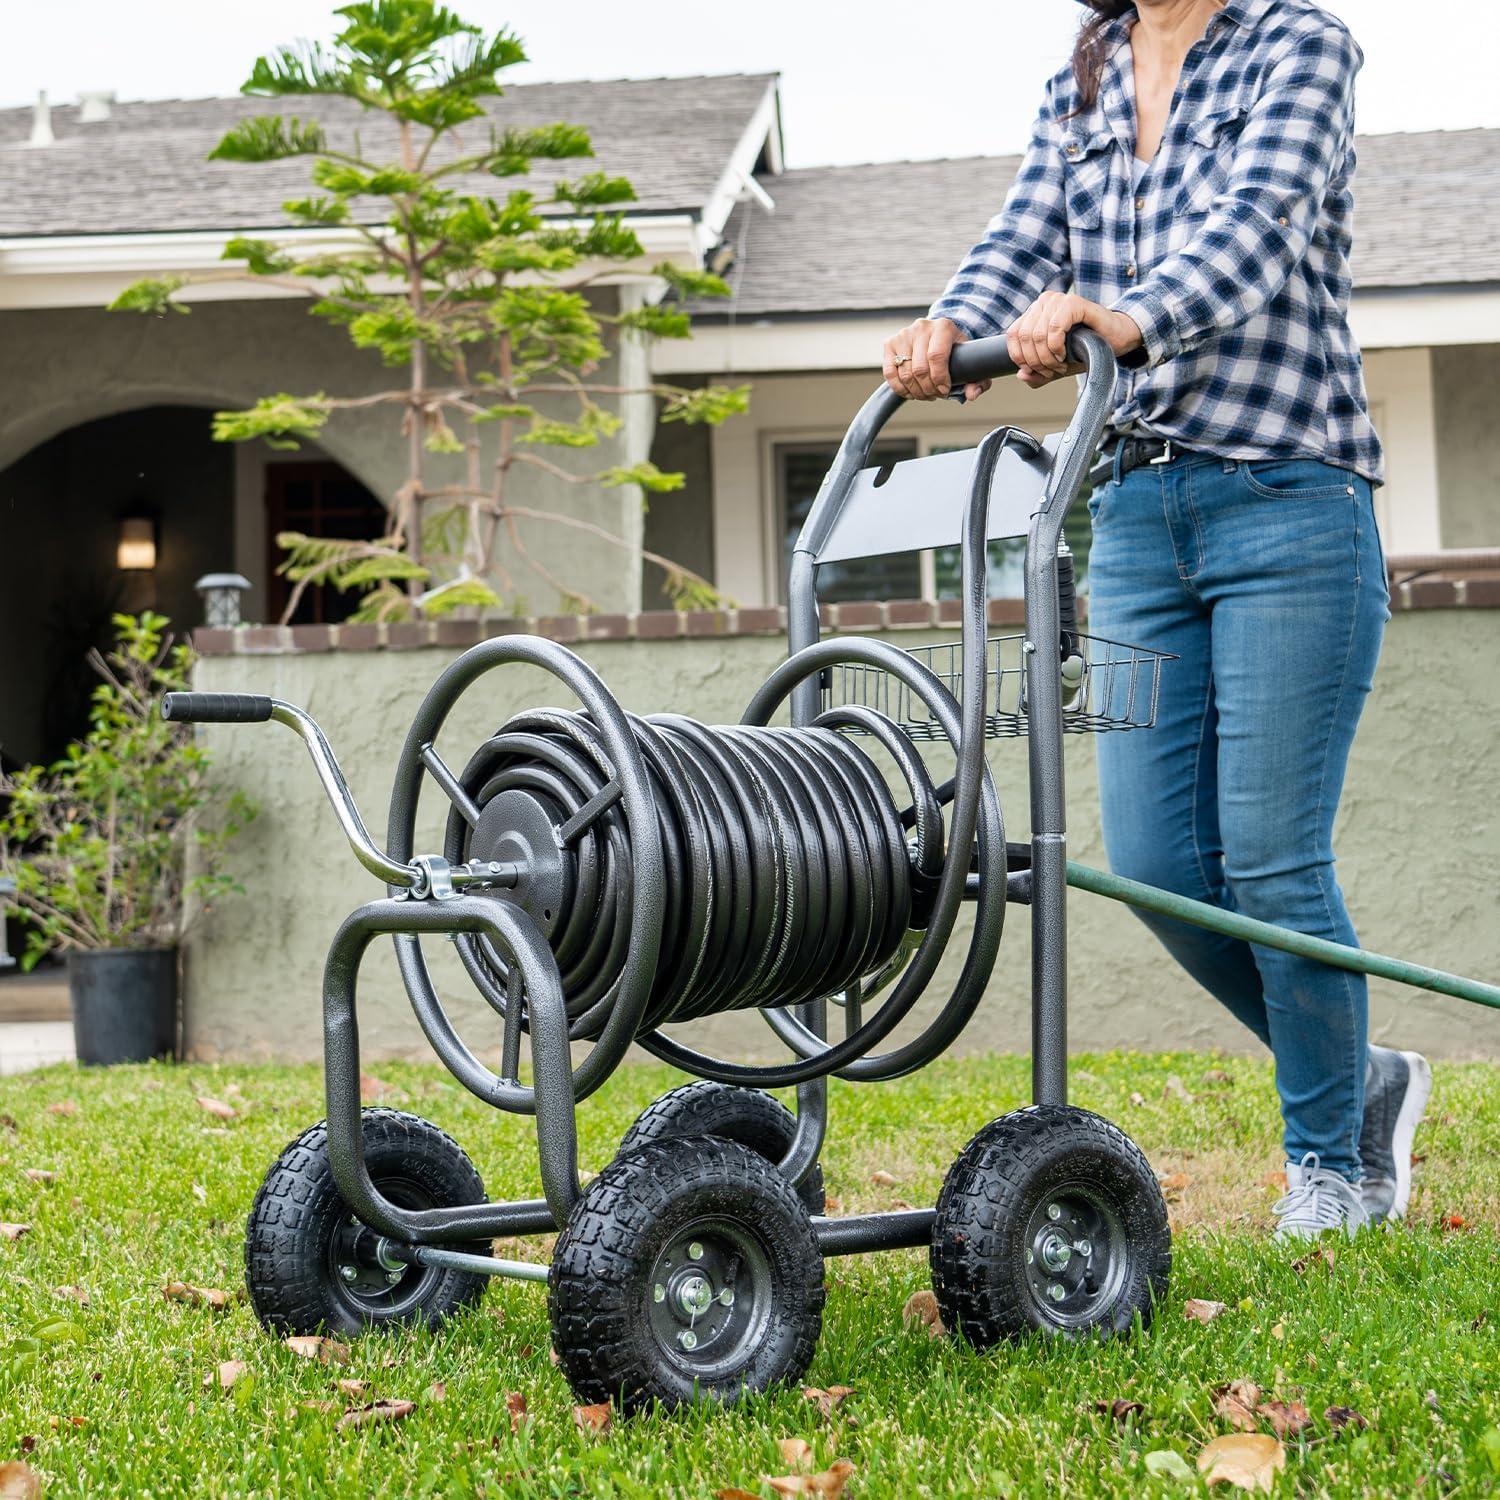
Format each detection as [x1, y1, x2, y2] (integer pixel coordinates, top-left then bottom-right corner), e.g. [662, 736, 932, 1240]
[183, 602, 1500, 1064]
[0, 293, 655, 620]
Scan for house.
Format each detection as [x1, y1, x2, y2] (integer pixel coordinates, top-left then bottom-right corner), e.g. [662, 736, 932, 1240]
[2, 74, 1498, 768]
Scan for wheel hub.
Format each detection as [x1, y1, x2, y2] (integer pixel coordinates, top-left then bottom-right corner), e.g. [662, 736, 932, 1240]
[645, 1217, 771, 1375]
[1022, 1188, 1128, 1328]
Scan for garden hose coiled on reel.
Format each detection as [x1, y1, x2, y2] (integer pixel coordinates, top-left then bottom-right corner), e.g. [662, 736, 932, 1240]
[444, 710, 946, 1037]
[383, 425, 1022, 1106]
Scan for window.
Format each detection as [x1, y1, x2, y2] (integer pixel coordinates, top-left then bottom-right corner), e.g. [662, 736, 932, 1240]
[264, 462, 389, 625]
[778, 440, 920, 602]
[776, 435, 1094, 605]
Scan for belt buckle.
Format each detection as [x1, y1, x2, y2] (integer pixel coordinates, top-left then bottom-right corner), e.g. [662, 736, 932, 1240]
[1148, 438, 1175, 465]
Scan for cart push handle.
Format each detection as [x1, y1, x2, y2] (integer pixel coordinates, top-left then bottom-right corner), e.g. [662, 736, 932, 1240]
[944, 329, 1093, 387]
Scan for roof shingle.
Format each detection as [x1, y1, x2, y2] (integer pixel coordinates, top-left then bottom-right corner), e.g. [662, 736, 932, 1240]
[698, 129, 1500, 318]
[0, 74, 776, 236]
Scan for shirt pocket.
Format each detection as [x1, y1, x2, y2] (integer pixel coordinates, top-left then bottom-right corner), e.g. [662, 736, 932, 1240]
[1061, 129, 1114, 230]
[1175, 105, 1247, 217]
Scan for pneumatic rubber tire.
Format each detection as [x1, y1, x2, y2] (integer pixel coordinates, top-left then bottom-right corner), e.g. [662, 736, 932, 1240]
[549, 1135, 824, 1412]
[930, 1104, 1170, 1347]
[245, 1108, 489, 1337]
[617, 1081, 826, 1215]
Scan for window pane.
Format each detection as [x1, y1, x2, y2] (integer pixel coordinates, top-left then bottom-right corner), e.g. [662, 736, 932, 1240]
[927, 443, 1096, 599]
[780, 441, 920, 603]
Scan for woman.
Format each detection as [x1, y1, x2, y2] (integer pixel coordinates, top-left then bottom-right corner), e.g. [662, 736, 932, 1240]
[884, 0, 1430, 1240]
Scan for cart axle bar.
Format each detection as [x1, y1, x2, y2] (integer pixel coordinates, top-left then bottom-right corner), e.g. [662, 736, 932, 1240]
[1066, 861, 1500, 1010]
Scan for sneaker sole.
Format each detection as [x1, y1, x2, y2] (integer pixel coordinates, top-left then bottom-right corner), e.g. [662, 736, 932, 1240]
[1386, 1051, 1432, 1220]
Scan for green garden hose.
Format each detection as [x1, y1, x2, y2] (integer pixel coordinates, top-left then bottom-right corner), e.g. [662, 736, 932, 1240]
[1066, 862, 1500, 1012]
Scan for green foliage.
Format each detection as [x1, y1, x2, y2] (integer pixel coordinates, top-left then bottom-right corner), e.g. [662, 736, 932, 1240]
[107, 277, 188, 316]
[212, 394, 330, 449]
[662, 384, 752, 425]
[599, 461, 685, 494]
[108, 0, 744, 619]
[421, 576, 504, 615]
[0, 614, 254, 966]
[207, 114, 327, 163]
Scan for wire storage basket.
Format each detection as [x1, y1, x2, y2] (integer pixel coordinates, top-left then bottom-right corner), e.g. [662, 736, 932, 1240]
[821, 633, 1175, 740]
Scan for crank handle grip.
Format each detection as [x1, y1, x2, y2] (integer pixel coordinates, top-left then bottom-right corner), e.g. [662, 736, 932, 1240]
[162, 692, 274, 724]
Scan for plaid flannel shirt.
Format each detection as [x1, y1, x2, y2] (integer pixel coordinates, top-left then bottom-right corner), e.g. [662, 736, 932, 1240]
[930, 0, 1383, 484]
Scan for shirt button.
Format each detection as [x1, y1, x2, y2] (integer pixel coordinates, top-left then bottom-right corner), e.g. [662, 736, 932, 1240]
[1278, 215, 1289, 226]
[1135, 195, 1147, 212]
[1125, 264, 1137, 279]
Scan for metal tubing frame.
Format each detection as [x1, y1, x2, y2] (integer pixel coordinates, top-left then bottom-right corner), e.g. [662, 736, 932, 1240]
[322, 893, 582, 1240]
[786, 337, 1119, 1111]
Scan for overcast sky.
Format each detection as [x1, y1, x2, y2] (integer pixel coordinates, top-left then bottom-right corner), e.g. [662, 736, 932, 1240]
[3, 1, 1495, 166]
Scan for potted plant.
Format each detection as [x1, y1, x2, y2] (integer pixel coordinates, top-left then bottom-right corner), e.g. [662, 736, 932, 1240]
[0, 613, 254, 1064]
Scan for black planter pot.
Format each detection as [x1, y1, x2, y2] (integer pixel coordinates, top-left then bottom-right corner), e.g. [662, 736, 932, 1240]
[68, 949, 178, 1066]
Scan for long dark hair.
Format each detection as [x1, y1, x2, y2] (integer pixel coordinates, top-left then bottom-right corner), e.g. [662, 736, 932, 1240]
[1071, 1, 1134, 115]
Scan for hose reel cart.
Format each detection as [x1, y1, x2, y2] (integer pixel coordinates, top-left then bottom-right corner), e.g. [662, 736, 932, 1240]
[163, 329, 1178, 1411]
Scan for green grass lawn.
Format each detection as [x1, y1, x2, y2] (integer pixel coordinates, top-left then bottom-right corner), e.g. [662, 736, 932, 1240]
[0, 1051, 1497, 1498]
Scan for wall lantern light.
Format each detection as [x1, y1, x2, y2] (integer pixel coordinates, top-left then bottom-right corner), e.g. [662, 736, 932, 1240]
[117, 515, 157, 571]
[194, 572, 252, 628]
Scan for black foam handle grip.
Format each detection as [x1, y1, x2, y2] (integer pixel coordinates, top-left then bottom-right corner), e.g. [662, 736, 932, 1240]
[946, 329, 1095, 385]
[161, 692, 274, 724]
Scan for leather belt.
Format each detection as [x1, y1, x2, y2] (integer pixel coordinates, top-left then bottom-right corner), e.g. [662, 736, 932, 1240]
[1109, 434, 1197, 478]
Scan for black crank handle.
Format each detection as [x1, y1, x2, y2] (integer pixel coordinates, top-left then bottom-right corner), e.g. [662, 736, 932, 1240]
[161, 692, 274, 723]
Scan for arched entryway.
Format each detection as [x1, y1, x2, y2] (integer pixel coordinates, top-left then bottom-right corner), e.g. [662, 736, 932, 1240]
[0, 404, 385, 769]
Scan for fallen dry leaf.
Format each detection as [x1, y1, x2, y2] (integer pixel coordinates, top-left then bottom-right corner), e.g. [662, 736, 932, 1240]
[1292, 1245, 1336, 1275]
[426, 1381, 446, 1403]
[359, 1073, 394, 1101]
[1324, 1405, 1368, 1431]
[1197, 1433, 1285, 1492]
[1094, 1397, 1146, 1423]
[0, 1114, 17, 1133]
[21, 1170, 56, 1186]
[1128, 1090, 1146, 1107]
[162, 1282, 234, 1311]
[1259, 1169, 1288, 1191]
[194, 1095, 237, 1121]
[1159, 1172, 1193, 1197]
[1184, 1298, 1227, 1324]
[336, 1379, 369, 1398]
[869, 1170, 898, 1187]
[1439, 1213, 1466, 1232]
[337, 1399, 415, 1432]
[1260, 1399, 1311, 1439]
[779, 1438, 815, 1469]
[46, 1100, 78, 1117]
[765, 1459, 856, 1498]
[1410, 1151, 1426, 1166]
[901, 1289, 946, 1339]
[14, 1440, 32, 1456]
[1163, 1074, 1195, 1104]
[52, 1285, 89, 1306]
[573, 1402, 611, 1435]
[824, 1196, 844, 1214]
[505, 1391, 528, 1434]
[0, 1223, 31, 1243]
[1212, 1380, 1263, 1433]
[1201, 1068, 1234, 1086]
[0, 1461, 43, 1499]
[205, 1360, 248, 1392]
[802, 1386, 855, 1421]
[285, 1335, 351, 1365]
[46, 1418, 85, 1431]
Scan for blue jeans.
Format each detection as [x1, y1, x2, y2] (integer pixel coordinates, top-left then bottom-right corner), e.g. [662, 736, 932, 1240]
[1086, 450, 1390, 1180]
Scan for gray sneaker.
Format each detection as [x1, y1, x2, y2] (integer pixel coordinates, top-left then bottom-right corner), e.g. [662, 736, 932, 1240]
[1358, 1045, 1432, 1222]
[1271, 1153, 1369, 1241]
